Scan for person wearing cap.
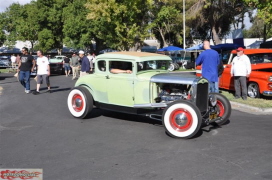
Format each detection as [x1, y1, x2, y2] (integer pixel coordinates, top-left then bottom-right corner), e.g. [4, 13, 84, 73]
[78, 50, 92, 77]
[231, 47, 251, 100]
[70, 52, 80, 80]
[196, 40, 220, 92]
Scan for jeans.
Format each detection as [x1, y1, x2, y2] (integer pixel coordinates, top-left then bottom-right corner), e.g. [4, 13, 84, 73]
[19, 71, 31, 90]
[214, 81, 219, 93]
[209, 81, 217, 93]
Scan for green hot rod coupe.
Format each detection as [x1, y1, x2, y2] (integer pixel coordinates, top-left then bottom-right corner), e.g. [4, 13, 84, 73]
[67, 52, 231, 139]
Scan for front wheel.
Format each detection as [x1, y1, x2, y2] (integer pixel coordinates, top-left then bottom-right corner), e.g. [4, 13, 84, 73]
[162, 100, 202, 139]
[67, 86, 93, 118]
[210, 93, 231, 125]
[247, 82, 260, 98]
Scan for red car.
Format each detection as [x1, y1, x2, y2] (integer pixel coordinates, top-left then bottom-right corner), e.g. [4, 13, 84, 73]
[219, 49, 272, 98]
[196, 49, 272, 98]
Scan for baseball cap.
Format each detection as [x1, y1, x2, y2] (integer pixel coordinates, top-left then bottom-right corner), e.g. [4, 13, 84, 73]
[236, 47, 244, 51]
[79, 50, 84, 54]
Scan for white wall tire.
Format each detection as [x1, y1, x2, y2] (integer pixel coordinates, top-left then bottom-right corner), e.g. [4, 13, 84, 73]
[163, 101, 202, 139]
[67, 87, 93, 118]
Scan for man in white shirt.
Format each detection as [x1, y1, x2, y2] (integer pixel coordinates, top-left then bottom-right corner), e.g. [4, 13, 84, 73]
[11, 54, 16, 69]
[231, 47, 251, 100]
[33, 50, 51, 95]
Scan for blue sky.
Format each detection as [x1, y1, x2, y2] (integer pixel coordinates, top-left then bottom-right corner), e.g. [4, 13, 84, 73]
[0, 0, 32, 12]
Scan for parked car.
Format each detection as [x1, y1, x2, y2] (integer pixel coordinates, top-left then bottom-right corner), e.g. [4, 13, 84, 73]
[0, 56, 11, 68]
[31, 55, 38, 76]
[49, 55, 66, 74]
[67, 52, 231, 139]
[219, 49, 272, 98]
[196, 49, 272, 98]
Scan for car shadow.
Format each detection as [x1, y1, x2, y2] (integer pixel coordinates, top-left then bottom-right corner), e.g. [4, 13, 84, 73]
[85, 108, 162, 126]
[37, 86, 71, 93]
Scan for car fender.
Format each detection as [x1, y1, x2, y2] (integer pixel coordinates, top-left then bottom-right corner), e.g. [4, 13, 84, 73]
[74, 84, 96, 102]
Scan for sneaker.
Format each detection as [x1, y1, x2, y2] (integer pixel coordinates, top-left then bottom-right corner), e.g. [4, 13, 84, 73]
[235, 96, 240, 99]
[32, 91, 39, 95]
[46, 90, 52, 93]
[25, 90, 30, 94]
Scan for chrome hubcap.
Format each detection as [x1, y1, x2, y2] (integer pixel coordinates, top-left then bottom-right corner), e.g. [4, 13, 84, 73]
[75, 98, 82, 108]
[175, 113, 188, 126]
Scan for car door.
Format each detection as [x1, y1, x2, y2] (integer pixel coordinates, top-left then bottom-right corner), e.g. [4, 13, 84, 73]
[106, 61, 135, 107]
[219, 55, 235, 90]
[94, 60, 110, 103]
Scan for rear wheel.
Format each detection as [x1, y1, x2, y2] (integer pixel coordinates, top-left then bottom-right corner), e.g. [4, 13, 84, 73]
[210, 93, 231, 125]
[67, 86, 93, 118]
[247, 82, 260, 98]
[162, 100, 202, 139]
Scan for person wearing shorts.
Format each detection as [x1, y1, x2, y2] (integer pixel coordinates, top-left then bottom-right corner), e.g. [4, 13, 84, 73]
[63, 56, 71, 76]
[33, 50, 51, 95]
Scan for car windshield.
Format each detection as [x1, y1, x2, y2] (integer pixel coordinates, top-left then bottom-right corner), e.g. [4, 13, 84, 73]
[54, 56, 64, 59]
[233, 53, 272, 64]
[137, 60, 170, 72]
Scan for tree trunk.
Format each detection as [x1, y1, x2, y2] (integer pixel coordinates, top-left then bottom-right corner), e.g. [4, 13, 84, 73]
[263, 24, 267, 42]
[212, 27, 222, 45]
[158, 28, 168, 47]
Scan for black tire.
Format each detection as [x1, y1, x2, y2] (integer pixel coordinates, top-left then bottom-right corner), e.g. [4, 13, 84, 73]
[210, 93, 231, 125]
[168, 63, 175, 71]
[247, 82, 260, 98]
[162, 100, 202, 139]
[174, 63, 180, 70]
[67, 86, 93, 118]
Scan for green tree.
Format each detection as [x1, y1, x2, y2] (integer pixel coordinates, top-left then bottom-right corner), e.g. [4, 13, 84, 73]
[149, 4, 182, 47]
[62, 0, 94, 51]
[187, 0, 253, 44]
[0, 13, 7, 46]
[35, 0, 66, 53]
[17, 2, 40, 51]
[85, 0, 152, 51]
[244, 0, 272, 41]
[1, 3, 22, 48]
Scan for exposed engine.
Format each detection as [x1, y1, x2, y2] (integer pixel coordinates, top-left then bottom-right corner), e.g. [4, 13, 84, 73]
[154, 84, 191, 103]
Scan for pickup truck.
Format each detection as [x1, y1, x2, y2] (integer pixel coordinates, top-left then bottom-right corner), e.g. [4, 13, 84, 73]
[196, 49, 272, 98]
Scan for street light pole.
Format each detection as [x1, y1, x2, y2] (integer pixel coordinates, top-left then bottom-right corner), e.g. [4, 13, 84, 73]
[183, 0, 186, 49]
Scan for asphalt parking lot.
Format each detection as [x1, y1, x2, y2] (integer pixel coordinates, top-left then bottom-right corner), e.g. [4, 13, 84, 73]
[0, 73, 272, 180]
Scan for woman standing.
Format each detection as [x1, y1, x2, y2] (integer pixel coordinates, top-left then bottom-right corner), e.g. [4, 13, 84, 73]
[63, 56, 71, 76]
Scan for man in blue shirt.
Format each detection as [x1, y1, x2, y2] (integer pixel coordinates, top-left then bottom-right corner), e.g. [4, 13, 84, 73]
[78, 50, 92, 77]
[196, 40, 220, 93]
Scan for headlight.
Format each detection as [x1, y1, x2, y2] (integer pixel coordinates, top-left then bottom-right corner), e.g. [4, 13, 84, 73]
[209, 94, 217, 106]
[269, 76, 272, 82]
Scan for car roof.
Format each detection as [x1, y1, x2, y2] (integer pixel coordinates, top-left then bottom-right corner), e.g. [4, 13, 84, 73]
[231, 49, 272, 55]
[97, 52, 171, 61]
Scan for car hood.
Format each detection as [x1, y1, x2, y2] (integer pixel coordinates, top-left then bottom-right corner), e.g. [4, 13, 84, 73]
[251, 63, 272, 70]
[151, 72, 201, 85]
[49, 59, 63, 63]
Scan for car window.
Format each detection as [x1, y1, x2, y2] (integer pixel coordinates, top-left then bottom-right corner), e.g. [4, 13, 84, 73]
[137, 60, 170, 72]
[110, 61, 132, 73]
[231, 53, 272, 64]
[97, 60, 106, 72]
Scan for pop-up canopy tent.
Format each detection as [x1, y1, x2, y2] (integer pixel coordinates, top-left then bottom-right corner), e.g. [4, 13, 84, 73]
[260, 41, 272, 48]
[157, 46, 183, 51]
[186, 44, 203, 50]
[211, 43, 242, 51]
